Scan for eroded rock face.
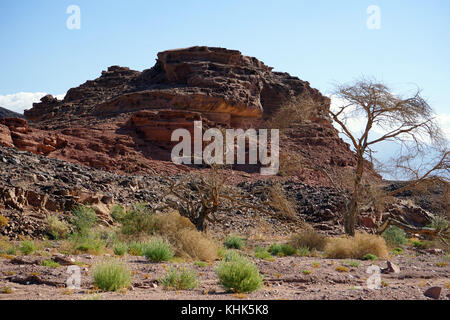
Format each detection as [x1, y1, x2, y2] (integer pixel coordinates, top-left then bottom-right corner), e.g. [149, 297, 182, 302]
[2, 46, 354, 179]
[25, 46, 329, 125]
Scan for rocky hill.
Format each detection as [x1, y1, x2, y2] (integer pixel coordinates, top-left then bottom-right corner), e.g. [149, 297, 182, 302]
[0, 47, 371, 185]
[0, 106, 23, 119]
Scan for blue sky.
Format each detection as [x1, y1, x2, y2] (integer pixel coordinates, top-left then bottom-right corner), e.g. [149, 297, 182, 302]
[0, 0, 449, 113]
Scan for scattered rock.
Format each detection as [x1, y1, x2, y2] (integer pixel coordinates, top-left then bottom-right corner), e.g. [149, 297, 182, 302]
[382, 261, 401, 274]
[424, 286, 442, 300]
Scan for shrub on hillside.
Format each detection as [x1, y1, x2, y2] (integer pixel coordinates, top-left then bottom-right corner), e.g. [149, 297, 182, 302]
[382, 226, 406, 247]
[19, 240, 36, 255]
[121, 203, 157, 235]
[72, 205, 97, 234]
[45, 215, 69, 240]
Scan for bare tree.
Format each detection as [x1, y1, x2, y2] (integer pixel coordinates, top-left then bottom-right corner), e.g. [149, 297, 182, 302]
[163, 166, 270, 231]
[329, 77, 449, 236]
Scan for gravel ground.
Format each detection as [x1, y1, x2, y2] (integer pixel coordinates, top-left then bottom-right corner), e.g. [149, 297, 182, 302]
[0, 246, 448, 300]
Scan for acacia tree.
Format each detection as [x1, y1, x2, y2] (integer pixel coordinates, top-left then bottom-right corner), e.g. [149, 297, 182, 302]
[329, 77, 449, 236]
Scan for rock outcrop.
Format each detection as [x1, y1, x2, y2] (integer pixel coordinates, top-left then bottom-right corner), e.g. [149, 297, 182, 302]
[0, 106, 24, 120]
[0, 46, 363, 183]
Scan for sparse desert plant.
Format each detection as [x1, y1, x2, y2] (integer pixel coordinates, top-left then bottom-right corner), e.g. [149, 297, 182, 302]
[290, 229, 328, 251]
[362, 253, 378, 261]
[110, 204, 126, 222]
[296, 246, 310, 257]
[302, 270, 313, 275]
[121, 203, 156, 235]
[222, 250, 242, 262]
[41, 259, 61, 268]
[0, 215, 8, 228]
[194, 261, 208, 268]
[45, 215, 69, 240]
[225, 235, 245, 249]
[160, 267, 198, 290]
[342, 260, 360, 267]
[336, 266, 350, 273]
[172, 228, 218, 261]
[427, 216, 449, 231]
[268, 243, 297, 256]
[155, 211, 218, 261]
[266, 183, 297, 220]
[312, 262, 321, 268]
[72, 205, 97, 234]
[325, 233, 388, 259]
[144, 238, 174, 262]
[411, 240, 427, 249]
[70, 233, 105, 255]
[382, 226, 406, 247]
[92, 261, 131, 292]
[1, 286, 13, 294]
[254, 247, 273, 261]
[216, 255, 263, 293]
[19, 240, 36, 255]
[128, 241, 149, 256]
[113, 243, 128, 256]
[392, 247, 404, 255]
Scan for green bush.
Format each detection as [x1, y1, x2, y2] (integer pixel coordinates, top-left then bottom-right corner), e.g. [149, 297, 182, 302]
[19, 240, 36, 255]
[269, 243, 297, 256]
[342, 260, 360, 267]
[427, 216, 449, 230]
[41, 260, 61, 268]
[392, 247, 404, 255]
[412, 240, 426, 249]
[216, 255, 263, 293]
[121, 203, 156, 235]
[362, 253, 378, 261]
[222, 250, 242, 262]
[160, 267, 198, 290]
[296, 246, 310, 257]
[113, 243, 128, 256]
[194, 261, 208, 268]
[144, 238, 174, 262]
[382, 226, 406, 247]
[70, 233, 105, 255]
[45, 215, 70, 240]
[254, 247, 273, 261]
[110, 205, 126, 222]
[128, 242, 148, 256]
[225, 236, 245, 249]
[72, 205, 97, 234]
[92, 261, 131, 292]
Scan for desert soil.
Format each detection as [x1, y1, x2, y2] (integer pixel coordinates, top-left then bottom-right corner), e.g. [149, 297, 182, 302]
[0, 246, 448, 300]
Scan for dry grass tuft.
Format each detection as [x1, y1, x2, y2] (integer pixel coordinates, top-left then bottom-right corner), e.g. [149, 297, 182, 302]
[325, 232, 388, 259]
[267, 183, 297, 221]
[156, 211, 218, 261]
[290, 229, 328, 251]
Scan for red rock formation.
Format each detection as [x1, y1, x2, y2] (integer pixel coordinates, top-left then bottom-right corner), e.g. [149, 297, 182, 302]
[0, 46, 380, 185]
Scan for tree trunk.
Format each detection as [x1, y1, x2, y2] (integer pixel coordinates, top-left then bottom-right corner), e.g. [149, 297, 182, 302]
[344, 154, 364, 236]
[344, 197, 357, 236]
